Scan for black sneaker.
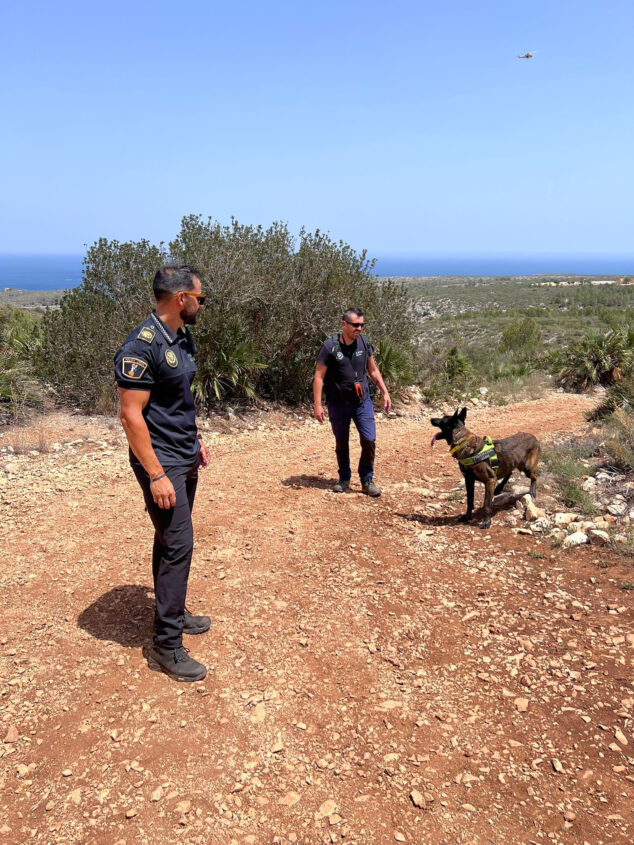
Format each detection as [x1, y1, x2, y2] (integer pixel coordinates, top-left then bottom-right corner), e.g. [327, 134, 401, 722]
[361, 480, 381, 497]
[183, 607, 211, 635]
[332, 480, 349, 493]
[147, 645, 207, 682]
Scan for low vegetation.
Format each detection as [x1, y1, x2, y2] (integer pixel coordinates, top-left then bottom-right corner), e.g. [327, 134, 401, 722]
[35, 218, 420, 411]
[0, 306, 43, 423]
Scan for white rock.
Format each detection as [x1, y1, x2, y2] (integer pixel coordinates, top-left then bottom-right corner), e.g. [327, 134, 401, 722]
[563, 531, 589, 548]
[582, 477, 597, 491]
[532, 517, 551, 532]
[607, 501, 627, 517]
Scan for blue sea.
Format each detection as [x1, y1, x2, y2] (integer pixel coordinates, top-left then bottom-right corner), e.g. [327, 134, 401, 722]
[1, 253, 634, 291]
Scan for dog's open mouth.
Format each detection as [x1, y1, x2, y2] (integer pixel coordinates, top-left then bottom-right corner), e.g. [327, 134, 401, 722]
[430, 432, 440, 448]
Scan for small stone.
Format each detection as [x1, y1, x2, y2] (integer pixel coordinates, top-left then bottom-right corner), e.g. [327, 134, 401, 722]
[174, 800, 191, 815]
[614, 728, 628, 746]
[410, 789, 426, 808]
[279, 791, 301, 807]
[251, 703, 266, 723]
[69, 788, 81, 806]
[150, 786, 163, 802]
[125, 808, 137, 819]
[62, 769, 72, 777]
[315, 799, 337, 820]
[3, 726, 18, 743]
[394, 833, 406, 842]
[589, 530, 610, 546]
[45, 801, 55, 812]
[552, 758, 564, 773]
[514, 697, 529, 712]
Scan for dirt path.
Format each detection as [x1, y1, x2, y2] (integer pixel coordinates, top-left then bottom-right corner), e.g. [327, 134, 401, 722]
[1, 394, 632, 845]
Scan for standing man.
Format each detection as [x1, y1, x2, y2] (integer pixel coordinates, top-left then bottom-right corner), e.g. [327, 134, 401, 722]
[114, 265, 211, 682]
[313, 308, 391, 495]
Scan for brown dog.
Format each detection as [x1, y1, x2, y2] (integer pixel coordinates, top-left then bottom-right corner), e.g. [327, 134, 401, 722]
[430, 407, 540, 529]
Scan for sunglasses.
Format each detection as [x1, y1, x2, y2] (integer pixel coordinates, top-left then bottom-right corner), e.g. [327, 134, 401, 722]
[344, 320, 364, 328]
[175, 290, 206, 306]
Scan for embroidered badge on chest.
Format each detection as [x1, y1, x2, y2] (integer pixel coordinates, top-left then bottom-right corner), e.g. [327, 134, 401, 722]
[122, 357, 148, 379]
[165, 349, 179, 368]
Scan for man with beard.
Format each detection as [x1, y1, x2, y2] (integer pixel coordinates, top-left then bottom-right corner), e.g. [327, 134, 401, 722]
[114, 265, 211, 682]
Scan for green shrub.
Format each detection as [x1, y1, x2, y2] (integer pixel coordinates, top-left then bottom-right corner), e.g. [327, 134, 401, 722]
[500, 316, 542, 353]
[556, 328, 632, 392]
[372, 337, 414, 395]
[0, 306, 43, 423]
[604, 408, 634, 472]
[587, 369, 634, 421]
[37, 239, 163, 410]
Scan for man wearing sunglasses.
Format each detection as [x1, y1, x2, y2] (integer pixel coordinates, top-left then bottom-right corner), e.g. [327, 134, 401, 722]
[313, 307, 391, 495]
[114, 264, 211, 682]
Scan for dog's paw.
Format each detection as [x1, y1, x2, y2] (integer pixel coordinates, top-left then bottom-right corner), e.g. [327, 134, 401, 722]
[479, 520, 491, 530]
[458, 514, 471, 524]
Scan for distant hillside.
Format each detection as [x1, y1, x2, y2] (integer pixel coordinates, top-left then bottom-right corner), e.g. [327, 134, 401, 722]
[0, 288, 67, 309]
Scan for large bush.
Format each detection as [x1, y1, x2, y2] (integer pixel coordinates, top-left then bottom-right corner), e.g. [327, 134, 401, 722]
[37, 239, 165, 411]
[38, 218, 420, 410]
[555, 328, 632, 392]
[0, 306, 43, 423]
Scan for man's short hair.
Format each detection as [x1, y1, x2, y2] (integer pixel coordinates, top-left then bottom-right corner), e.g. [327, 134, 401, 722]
[153, 264, 200, 301]
[342, 307, 363, 322]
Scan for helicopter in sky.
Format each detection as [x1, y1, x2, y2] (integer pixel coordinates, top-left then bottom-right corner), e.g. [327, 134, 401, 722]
[517, 52, 535, 59]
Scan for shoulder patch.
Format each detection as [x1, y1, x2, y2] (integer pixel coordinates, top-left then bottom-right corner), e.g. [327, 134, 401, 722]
[165, 349, 178, 368]
[121, 357, 148, 380]
[137, 327, 156, 344]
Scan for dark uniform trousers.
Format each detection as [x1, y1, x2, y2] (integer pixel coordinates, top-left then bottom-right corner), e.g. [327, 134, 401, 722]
[132, 460, 198, 649]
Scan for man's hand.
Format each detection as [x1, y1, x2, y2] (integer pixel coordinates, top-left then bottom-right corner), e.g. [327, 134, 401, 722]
[150, 475, 176, 509]
[198, 441, 211, 469]
[383, 391, 392, 414]
[314, 404, 325, 424]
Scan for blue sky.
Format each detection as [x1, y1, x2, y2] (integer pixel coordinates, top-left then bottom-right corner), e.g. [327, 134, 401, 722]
[1, 0, 633, 256]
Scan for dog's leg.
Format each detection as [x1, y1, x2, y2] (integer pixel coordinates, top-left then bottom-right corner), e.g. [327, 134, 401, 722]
[458, 472, 474, 523]
[524, 445, 540, 500]
[480, 477, 496, 529]
[494, 474, 511, 496]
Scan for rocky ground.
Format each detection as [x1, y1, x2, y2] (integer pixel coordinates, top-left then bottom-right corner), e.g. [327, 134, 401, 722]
[0, 393, 632, 845]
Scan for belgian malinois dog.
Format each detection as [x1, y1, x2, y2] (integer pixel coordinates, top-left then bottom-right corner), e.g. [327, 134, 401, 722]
[430, 407, 540, 529]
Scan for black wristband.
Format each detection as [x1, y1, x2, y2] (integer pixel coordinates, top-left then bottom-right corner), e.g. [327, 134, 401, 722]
[150, 472, 166, 483]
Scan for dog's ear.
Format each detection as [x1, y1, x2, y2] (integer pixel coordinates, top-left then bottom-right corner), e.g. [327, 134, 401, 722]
[459, 407, 467, 422]
[453, 407, 459, 418]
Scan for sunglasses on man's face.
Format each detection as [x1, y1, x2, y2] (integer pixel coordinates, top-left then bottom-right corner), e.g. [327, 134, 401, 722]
[175, 290, 206, 306]
[345, 320, 364, 328]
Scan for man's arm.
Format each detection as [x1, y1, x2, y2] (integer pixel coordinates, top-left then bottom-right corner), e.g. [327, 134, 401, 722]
[196, 431, 211, 469]
[367, 357, 392, 414]
[118, 387, 176, 509]
[313, 363, 327, 423]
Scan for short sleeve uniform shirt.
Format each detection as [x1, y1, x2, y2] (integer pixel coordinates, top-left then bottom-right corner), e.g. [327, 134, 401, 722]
[316, 335, 374, 405]
[114, 313, 199, 467]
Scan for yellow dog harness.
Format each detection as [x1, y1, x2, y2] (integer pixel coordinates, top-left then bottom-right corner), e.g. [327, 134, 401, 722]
[451, 435, 500, 473]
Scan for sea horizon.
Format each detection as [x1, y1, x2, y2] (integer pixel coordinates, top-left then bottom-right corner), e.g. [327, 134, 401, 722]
[1, 252, 634, 291]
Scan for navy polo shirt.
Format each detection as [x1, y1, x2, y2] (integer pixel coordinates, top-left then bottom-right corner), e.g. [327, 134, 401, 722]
[317, 335, 374, 406]
[114, 312, 200, 467]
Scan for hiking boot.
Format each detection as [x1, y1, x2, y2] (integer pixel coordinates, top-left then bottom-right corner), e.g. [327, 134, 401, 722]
[361, 479, 381, 497]
[183, 606, 211, 635]
[332, 479, 349, 493]
[147, 645, 207, 682]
